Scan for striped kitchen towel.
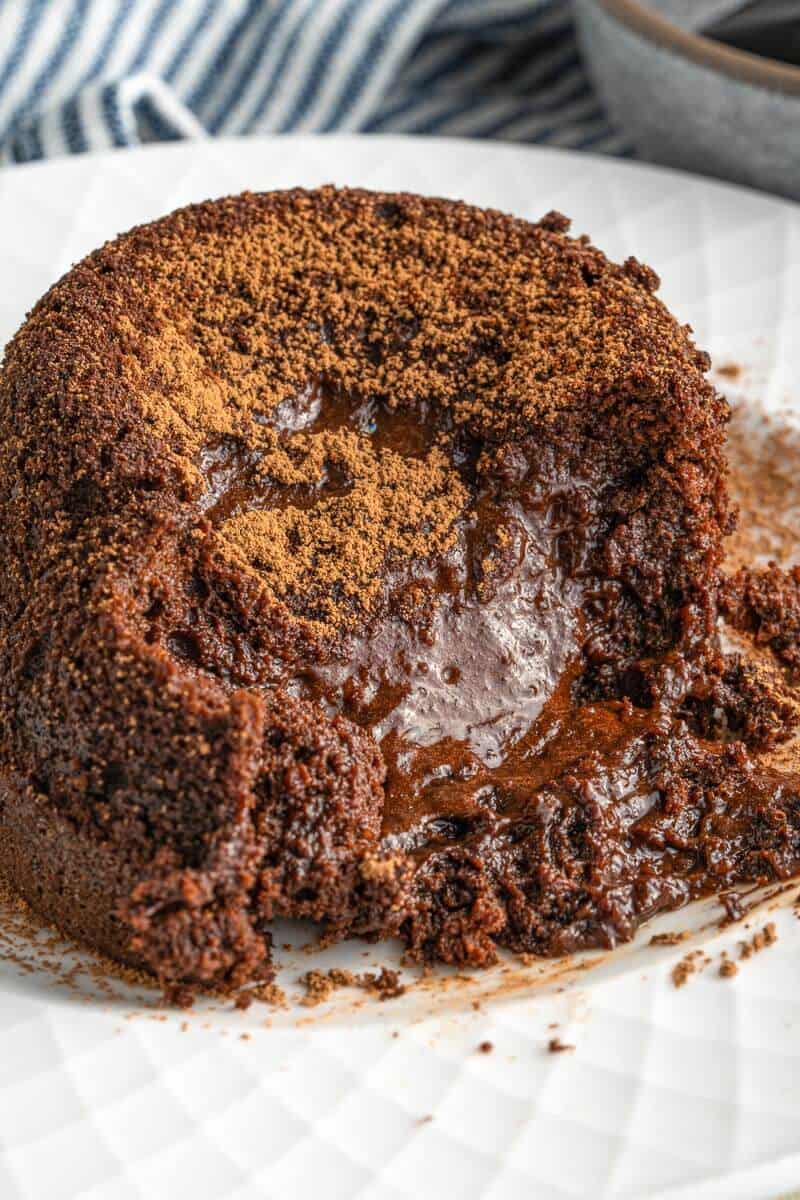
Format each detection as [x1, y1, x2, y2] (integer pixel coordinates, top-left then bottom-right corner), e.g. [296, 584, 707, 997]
[0, 0, 628, 165]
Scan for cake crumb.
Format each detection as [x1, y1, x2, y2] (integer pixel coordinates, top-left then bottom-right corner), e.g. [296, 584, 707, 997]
[671, 955, 695, 988]
[739, 921, 778, 960]
[671, 958, 692, 988]
[650, 931, 684, 947]
[299, 965, 406, 1007]
[547, 1037, 575, 1054]
[671, 947, 712, 988]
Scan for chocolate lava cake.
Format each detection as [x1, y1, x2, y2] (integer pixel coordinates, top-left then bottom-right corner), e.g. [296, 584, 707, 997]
[1, 186, 799, 996]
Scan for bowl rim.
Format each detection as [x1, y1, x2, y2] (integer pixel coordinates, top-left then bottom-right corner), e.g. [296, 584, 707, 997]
[596, 0, 800, 96]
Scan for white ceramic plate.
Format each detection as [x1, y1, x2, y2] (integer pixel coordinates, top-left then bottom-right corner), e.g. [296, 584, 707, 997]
[2, 135, 800, 1200]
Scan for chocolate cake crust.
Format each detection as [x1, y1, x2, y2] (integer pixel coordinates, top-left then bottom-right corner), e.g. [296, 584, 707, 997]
[3, 185, 795, 993]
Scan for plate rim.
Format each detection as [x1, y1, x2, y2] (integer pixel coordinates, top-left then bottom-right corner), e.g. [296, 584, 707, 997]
[2, 130, 799, 218]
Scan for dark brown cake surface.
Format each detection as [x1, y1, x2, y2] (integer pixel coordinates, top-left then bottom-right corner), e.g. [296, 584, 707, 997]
[1, 185, 798, 994]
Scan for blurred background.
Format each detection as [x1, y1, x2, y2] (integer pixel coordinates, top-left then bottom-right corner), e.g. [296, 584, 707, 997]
[0, 0, 797, 196]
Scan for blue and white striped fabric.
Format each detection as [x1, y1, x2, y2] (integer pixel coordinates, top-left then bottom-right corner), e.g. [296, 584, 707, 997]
[0, 0, 629, 165]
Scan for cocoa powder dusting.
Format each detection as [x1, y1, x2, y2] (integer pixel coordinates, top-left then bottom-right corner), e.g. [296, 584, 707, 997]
[725, 406, 800, 571]
[219, 433, 467, 627]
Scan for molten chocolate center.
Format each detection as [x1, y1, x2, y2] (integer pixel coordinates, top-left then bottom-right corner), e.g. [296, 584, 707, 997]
[200, 381, 588, 849]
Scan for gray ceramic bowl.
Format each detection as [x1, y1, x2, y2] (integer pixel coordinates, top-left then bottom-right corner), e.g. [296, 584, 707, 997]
[574, 0, 800, 199]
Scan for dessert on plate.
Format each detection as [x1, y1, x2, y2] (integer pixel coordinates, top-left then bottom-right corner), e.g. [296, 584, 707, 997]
[1, 186, 798, 996]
